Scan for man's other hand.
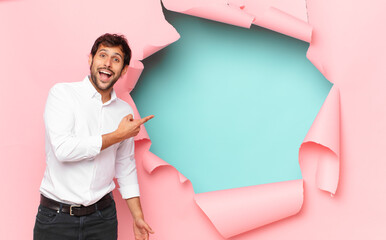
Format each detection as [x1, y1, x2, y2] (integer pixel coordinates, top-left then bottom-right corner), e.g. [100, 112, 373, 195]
[133, 218, 154, 240]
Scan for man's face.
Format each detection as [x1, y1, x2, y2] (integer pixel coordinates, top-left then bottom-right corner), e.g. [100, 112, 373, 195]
[88, 44, 128, 92]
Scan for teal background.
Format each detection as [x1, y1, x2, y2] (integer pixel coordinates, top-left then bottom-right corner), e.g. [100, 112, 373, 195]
[131, 10, 332, 194]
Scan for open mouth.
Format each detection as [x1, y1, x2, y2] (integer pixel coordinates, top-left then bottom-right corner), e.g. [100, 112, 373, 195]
[98, 70, 113, 82]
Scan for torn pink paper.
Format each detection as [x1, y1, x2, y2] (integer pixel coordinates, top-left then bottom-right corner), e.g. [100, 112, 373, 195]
[229, 0, 308, 22]
[2, 0, 375, 239]
[300, 86, 340, 194]
[140, 33, 180, 60]
[162, 0, 255, 28]
[162, 0, 312, 42]
[141, 148, 190, 184]
[229, 0, 312, 42]
[195, 180, 304, 238]
[114, 60, 144, 95]
[252, 7, 312, 43]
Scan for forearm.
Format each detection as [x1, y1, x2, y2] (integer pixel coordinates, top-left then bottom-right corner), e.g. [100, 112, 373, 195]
[126, 197, 145, 220]
[101, 130, 125, 151]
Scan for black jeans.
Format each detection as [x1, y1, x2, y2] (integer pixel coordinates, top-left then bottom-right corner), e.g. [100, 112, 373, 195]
[33, 201, 118, 240]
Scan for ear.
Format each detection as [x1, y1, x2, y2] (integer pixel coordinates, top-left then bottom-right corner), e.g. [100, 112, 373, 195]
[121, 65, 129, 76]
[88, 54, 93, 67]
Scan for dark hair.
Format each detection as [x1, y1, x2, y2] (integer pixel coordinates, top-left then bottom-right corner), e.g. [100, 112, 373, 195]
[90, 33, 131, 67]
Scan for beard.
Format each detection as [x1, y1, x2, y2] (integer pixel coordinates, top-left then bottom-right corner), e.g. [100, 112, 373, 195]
[89, 61, 122, 91]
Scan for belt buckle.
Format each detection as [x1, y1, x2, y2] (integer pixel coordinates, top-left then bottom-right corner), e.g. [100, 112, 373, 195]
[70, 204, 81, 216]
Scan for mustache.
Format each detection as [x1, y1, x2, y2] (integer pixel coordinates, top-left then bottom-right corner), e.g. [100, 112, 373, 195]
[97, 67, 115, 75]
[89, 61, 115, 75]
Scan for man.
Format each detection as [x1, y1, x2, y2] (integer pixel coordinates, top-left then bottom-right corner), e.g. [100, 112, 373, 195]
[34, 33, 154, 240]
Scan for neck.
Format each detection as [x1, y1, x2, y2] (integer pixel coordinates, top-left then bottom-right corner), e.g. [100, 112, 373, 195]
[88, 77, 112, 103]
[100, 91, 111, 103]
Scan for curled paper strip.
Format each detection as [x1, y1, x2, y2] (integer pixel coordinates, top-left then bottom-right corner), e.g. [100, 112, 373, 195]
[162, 0, 255, 28]
[141, 148, 190, 184]
[221, 0, 312, 42]
[195, 180, 304, 238]
[115, 60, 144, 95]
[252, 6, 312, 43]
[162, 0, 312, 42]
[140, 33, 180, 60]
[237, 0, 312, 42]
[299, 85, 341, 194]
[228, 0, 308, 22]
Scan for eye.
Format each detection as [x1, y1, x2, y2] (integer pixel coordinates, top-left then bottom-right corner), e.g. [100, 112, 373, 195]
[99, 53, 106, 58]
[113, 57, 120, 63]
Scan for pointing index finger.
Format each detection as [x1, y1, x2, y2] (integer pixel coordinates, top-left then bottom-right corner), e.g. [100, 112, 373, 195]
[139, 115, 154, 125]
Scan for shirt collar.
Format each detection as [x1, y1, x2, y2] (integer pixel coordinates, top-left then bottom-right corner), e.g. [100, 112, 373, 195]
[83, 76, 117, 104]
[110, 88, 117, 103]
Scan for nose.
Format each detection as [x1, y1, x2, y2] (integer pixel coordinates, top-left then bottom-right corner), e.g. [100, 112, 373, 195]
[103, 56, 112, 67]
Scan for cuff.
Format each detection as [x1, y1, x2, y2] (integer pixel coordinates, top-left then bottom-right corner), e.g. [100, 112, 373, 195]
[88, 135, 102, 157]
[119, 184, 140, 199]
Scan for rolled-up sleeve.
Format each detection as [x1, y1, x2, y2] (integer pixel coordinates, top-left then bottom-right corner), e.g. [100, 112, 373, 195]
[115, 138, 140, 199]
[44, 84, 102, 162]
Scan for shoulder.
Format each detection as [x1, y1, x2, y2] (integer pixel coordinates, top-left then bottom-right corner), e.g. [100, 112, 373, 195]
[49, 81, 82, 96]
[47, 81, 84, 106]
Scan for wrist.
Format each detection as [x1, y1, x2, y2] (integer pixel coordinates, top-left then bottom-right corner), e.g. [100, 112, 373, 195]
[125, 197, 145, 222]
[113, 129, 125, 142]
[132, 211, 144, 221]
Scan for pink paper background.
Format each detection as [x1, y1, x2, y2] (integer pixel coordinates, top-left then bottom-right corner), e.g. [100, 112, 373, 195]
[1, 0, 385, 239]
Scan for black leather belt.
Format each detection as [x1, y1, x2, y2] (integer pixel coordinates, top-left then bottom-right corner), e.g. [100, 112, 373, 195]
[40, 193, 113, 217]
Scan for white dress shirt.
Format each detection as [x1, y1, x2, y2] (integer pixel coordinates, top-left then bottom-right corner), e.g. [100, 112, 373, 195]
[40, 76, 140, 206]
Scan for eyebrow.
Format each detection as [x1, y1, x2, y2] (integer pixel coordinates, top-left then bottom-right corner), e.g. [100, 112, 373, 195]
[98, 49, 123, 59]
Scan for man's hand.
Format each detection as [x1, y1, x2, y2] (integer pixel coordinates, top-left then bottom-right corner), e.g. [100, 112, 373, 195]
[116, 114, 154, 140]
[101, 114, 154, 150]
[126, 197, 154, 240]
[133, 217, 154, 240]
